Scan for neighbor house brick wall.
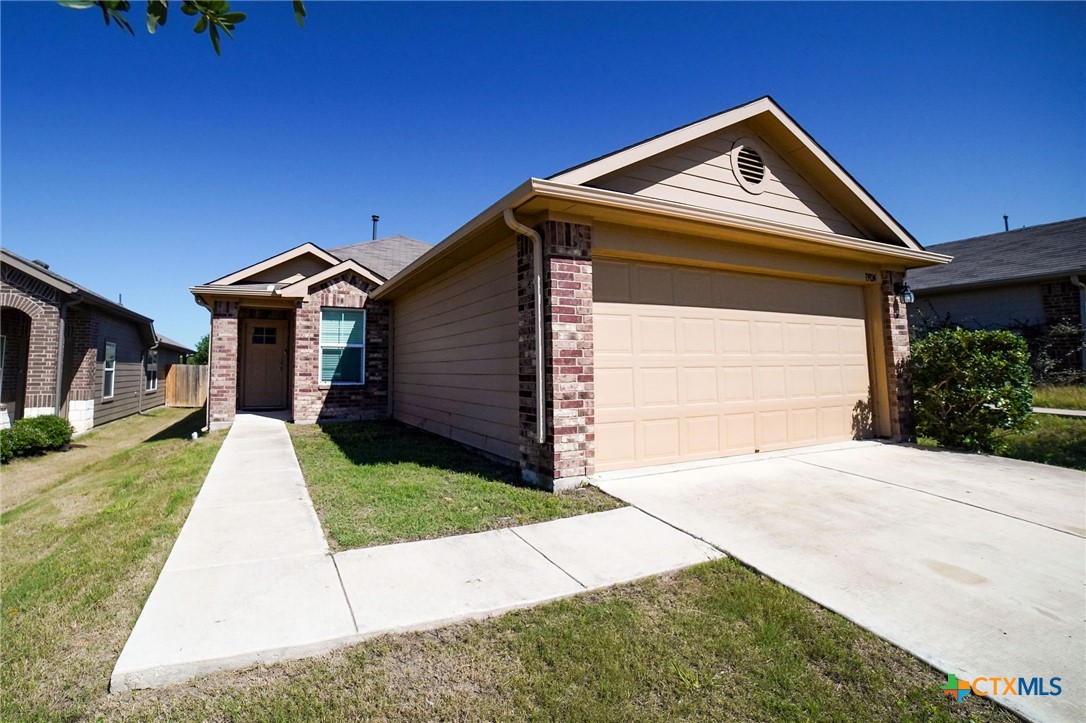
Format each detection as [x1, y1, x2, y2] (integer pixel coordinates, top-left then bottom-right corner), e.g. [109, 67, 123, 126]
[64, 308, 99, 403]
[0, 264, 63, 415]
[518, 220, 594, 490]
[1041, 279, 1084, 374]
[208, 300, 239, 426]
[292, 273, 389, 424]
[880, 270, 913, 440]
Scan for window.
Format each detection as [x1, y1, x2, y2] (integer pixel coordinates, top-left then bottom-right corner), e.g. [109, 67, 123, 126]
[251, 326, 278, 345]
[146, 350, 158, 392]
[103, 342, 116, 399]
[320, 309, 365, 384]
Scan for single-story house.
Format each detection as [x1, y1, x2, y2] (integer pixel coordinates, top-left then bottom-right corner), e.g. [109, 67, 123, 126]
[1, 248, 194, 433]
[907, 217, 1086, 374]
[193, 96, 949, 489]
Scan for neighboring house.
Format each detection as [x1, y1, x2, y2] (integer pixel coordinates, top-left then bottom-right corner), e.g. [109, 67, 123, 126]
[193, 96, 949, 490]
[907, 217, 1086, 374]
[0, 248, 194, 433]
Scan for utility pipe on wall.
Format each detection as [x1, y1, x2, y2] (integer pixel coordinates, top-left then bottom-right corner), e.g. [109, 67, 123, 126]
[502, 209, 546, 445]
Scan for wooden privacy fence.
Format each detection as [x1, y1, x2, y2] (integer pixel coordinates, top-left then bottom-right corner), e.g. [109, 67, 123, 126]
[165, 364, 208, 408]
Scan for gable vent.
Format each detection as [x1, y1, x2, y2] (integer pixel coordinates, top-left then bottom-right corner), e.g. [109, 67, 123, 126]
[736, 147, 765, 184]
[730, 137, 769, 194]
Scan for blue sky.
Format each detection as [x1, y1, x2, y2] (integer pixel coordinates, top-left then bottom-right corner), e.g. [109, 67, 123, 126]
[2, 1, 1083, 347]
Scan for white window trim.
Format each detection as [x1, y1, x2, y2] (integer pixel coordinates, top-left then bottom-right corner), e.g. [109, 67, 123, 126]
[103, 341, 116, 399]
[146, 351, 159, 392]
[320, 308, 366, 385]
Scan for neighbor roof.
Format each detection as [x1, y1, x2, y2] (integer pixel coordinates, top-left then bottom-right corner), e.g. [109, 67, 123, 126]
[156, 334, 196, 354]
[329, 235, 432, 280]
[1, 247, 155, 326]
[908, 217, 1086, 292]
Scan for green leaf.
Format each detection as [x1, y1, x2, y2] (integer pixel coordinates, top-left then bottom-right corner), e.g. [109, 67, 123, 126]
[219, 11, 245, 24]
[292, 0, 306, 28]
[146, 0, 167, 33]
[56, 1, 96, 9]
[193, 14, 207, 33]
[180, 1, 198, 16]
[209, 22, 221, 55]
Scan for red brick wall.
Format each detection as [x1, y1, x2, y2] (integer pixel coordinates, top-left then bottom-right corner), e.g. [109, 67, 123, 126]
[292, 274, 389, 424]
[208, 300, 239, 425]
[518, 220, 595, 490]
[880, 271, 914, 440]
[1041, 279, 1084, 374]
[1, 264, 62, 414]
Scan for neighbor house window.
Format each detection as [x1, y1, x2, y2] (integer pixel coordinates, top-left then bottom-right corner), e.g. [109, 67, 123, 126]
[103, 342, 116, 399]
[320, 309, 365, 384]
[146, 350, 158, 392]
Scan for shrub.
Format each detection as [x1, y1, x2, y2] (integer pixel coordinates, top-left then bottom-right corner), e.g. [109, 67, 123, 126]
[912, 328, 1034, 453]
[0, 415, 74, 463]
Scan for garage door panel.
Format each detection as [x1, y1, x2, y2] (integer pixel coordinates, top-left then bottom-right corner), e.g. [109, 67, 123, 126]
[641, 368, 679, 406]
[593, 261, 872, 472]
[642, 418, 680, 459]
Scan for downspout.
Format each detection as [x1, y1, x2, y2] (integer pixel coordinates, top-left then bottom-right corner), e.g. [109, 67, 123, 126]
[195, 296, 213, 432]
[1071, 275, 1086, 375]
[502, 209, 546, 444]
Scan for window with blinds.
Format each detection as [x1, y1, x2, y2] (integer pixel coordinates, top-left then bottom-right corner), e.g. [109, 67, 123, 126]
[320, 309, 366, 384]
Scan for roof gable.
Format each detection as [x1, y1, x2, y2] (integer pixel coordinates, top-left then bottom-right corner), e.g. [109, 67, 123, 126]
[550, 96, 920, 249]
[279, 260, 384, 297]
[209, 243, 341, 286]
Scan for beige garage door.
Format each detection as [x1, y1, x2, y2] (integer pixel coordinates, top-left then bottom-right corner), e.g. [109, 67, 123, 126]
[594, 260, 872, 472]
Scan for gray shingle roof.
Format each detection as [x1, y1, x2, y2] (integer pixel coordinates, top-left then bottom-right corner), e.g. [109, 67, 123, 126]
[156, 334, 196, 354]
[329, 235, 431, 280]
[908, 217, 1086, 291]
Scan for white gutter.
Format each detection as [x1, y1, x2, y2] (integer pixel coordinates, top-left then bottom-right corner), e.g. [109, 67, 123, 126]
[502, 209, 546, 445]
[1071, 275, 1086, 374]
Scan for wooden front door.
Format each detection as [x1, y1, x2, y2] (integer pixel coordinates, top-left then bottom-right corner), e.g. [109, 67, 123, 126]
[242, 320, 288, 409]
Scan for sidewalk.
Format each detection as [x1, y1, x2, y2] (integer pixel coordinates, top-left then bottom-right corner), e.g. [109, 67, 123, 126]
[1034, 406, 1086, 418]
[110, 414, 721, 692]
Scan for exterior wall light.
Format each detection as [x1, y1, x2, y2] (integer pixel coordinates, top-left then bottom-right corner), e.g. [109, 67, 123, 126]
[894, 281, 915, 304]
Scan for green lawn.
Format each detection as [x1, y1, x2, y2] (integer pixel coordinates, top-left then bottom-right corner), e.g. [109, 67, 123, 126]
[2, 409, 1019, 722]
[1033, 384, 1086, 410]
[289, 419, 622, 549]
[1001, 414, 1086, 471]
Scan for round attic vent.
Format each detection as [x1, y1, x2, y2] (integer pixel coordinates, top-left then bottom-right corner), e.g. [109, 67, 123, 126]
[730, 138, 768, 194]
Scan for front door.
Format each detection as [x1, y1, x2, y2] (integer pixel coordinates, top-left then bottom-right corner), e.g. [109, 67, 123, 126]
[242, 320, 288, 409]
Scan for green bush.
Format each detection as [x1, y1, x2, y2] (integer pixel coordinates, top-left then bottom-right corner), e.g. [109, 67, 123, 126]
[912, 329, 1034, 453]
[0, 415, 74, 463]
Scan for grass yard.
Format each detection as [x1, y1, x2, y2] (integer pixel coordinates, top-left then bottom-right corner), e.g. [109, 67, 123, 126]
[289, 419, 622, 549]
[0, 407, 223, 723]
[1001, 414, 1086, 471]
[2, 409, 1019, 721]
[1033, 384, 1086, 410]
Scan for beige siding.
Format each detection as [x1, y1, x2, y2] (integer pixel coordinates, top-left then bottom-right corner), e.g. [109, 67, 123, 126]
[393, 240, 520, 461]
[592, 125, 863, 237]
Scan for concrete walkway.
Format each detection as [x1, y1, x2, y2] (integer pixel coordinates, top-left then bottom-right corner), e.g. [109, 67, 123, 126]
[1034, 406, 1086, 418]
[111, 414, 720, 692]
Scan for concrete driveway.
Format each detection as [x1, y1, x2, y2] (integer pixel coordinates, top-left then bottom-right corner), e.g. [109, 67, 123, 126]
[596, 442, 1085, 723]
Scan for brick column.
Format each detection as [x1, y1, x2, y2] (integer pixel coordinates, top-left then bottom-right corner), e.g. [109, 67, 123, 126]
[208, 300, 239, 428]
[24, 306, 61, 417]
[880, 271, 913, 440]
[63, 309, 99, 433]
[518, 220, 594, 491]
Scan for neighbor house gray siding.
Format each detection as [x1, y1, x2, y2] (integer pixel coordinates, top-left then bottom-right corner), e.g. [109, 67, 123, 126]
[911, 283, 1046, 330]
[94, 314, 157, 426]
